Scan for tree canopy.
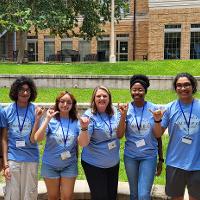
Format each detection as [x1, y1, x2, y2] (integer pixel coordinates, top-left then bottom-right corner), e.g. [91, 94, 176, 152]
[0, 0, 128, 39]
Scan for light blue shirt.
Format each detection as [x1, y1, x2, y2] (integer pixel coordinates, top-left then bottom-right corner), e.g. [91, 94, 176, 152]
[2, 103, 39, 162]
[162, 99, 200, 170]
[124, 102, 158, 159]
[81, 108, 120, 168]
[42, 117, 79, 168]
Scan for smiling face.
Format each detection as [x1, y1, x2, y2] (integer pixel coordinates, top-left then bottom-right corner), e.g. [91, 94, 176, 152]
[175, 77, 193, 102]
[130, 82, 146, 103]
[58, 93, 73, 115]
[17, 84, 31, 105]
[94, 89, 110, 113]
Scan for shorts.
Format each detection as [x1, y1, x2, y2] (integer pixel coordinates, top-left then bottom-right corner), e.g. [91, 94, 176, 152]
[41, 162, 78, 179]
[166, 165, 200, 199]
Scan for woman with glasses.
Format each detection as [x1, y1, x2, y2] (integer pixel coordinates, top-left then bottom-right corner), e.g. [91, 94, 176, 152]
[34, 91, 86, 200]
[2, 76, 44, 200]
[117, 74, 164, 200]
[153, 72, 200, 200]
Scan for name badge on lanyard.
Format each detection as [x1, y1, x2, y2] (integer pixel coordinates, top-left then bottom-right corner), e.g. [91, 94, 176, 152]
[182, 136, 192, 145]
[16, 140, 26, 148]
[135, 139, 146, 148]
[108, 140, 116, 150]
[61, 151, 71, 160]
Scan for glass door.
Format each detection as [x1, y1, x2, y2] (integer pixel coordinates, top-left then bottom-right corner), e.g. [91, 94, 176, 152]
[116, 40, 128, 61]
[27, 40, 38, 61]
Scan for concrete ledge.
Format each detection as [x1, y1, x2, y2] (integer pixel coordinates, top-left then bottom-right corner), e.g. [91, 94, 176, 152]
[0, 180, 189, 200]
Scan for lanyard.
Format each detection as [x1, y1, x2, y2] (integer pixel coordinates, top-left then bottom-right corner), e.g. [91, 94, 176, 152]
[179, 99, 194, 135]
[132, 101, 146, 132]
[16, 103, 29, 133]
[98, 112, 113, 138]
[59, 117, 70, 146]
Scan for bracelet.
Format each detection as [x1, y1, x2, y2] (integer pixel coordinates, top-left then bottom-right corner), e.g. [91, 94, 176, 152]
[81, 127, 88, 131]
[154, 119, 162, 123]
[3, 164, 9, 171]
[159, 158, 164, 162]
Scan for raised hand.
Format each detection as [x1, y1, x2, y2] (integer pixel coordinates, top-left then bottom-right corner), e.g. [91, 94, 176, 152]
[79, 117, 90, 129]
[46, 107, 59, 121]
[118, 103, 128, 117]
[149, 109, 165, 122]
[35, 106, 46, 120]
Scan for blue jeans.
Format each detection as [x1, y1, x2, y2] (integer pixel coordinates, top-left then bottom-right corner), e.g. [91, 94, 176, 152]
[124, 155, 157, 200]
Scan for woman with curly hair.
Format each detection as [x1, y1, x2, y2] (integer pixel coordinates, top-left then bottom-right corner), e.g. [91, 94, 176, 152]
[2, 76, 44, 200]
[34, 91, 85, 200]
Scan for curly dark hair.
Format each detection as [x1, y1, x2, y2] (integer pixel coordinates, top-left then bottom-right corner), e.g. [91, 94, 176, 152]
[173, 72, 197, 94]
[54, 91, 78, 121]
[90, 86, 114, 116]
[130, 74, 150, 93]
[9, 76, 37, 102]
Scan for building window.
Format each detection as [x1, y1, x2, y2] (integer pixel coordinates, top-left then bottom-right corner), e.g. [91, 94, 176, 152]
[164, 24, 181, 59]
[61, 41, 72, 50]
[0, 35, 6, 55]
[79, 41, 91, 61]
[97, 40, 110, 61]
[44, 36, 55, 61]
[120, 0, 130, 16]
[190, 24, 200, 59]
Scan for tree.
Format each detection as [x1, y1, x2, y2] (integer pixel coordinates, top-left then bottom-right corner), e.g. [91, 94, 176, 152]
[0, 0, 128, 63]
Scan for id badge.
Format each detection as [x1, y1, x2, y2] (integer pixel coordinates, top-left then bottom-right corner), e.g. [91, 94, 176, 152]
[182, 136, 192, 145]
[16, 140, 25, 148]
[61, 151, 71, 160]
[135, 139, 146, 148]
[108, 141, 116, 150]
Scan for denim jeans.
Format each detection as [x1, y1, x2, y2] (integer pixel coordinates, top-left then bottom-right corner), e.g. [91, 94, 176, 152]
[124, 155, 157, 200]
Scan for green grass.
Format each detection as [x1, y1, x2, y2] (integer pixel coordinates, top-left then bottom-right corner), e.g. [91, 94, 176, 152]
[1, 60, 200, 75]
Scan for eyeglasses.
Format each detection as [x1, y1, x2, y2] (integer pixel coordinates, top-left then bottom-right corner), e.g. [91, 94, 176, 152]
[59, 100, 72, 105]
[19, 88, 31, 94]
[176, 83, 192, 90]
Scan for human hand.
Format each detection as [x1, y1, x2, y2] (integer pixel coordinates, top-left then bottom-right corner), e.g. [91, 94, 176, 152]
[118, 103, 128, 117]
[46, 107, 59, 120]
[3, 167, 11, 181]
[149, 108, 165, 122]
[156, 160, 163, 176]
[35, 106, 46, 120]
[79, 117, 90, 130]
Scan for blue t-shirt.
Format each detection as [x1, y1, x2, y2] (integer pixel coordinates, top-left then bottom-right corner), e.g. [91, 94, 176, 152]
[1, 103, 39, 162]
[162, 99, 200, 170]
[81, 108, 120, 168]
[124, 102, 158, 159]
[42, 117, 79, 168]
[0, 105, 4, 128]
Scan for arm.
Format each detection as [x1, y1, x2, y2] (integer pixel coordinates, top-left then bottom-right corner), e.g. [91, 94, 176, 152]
[116, 104, 128, 138]
[78, 117, 90, 147]
[34, 108, 58, 142]
[156, 137, 164, 176]
[2, 128, 11, 180]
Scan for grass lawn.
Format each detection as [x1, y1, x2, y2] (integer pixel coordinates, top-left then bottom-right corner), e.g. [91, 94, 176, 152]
[1, 60, 200, 75]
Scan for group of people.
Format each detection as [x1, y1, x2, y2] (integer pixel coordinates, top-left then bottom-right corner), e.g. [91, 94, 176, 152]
[0, 72, 199, 200]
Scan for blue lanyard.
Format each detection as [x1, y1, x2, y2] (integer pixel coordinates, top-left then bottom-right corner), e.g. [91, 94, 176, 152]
[16, 103, 29, 133]
[132, 102, 146, 132]
[98, 112, 113, 138]
[179, 99, 194, 134]
[59, 117, 70, 146]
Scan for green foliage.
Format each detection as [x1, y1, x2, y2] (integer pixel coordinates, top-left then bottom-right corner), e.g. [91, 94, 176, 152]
[0, 0, 127, 39]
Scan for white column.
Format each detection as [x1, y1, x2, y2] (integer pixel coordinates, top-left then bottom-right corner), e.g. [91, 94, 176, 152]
[109, 0, 116, 63]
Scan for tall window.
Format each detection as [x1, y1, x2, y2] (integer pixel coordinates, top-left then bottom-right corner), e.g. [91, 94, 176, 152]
[0, 35, 6, 56]
[79, 41, 91, 61]
[97, 35, 110, 61]
[164, 24, 181, 59]
[120, 0, 130, 16]
[44, 36, 55, 61]
[61, 36, 72, 50]
[190, 24, 200, 59]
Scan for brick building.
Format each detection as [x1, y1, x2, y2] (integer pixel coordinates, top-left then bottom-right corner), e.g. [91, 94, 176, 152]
[1, 0, 200, 62]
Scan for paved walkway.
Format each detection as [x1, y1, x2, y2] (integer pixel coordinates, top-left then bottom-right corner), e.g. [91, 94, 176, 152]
[0, 180, 189, 199]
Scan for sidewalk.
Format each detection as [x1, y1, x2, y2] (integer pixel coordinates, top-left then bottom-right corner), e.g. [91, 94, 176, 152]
[0, 180, 189, 200]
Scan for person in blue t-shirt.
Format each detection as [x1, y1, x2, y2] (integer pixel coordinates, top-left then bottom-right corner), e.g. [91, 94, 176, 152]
[34, 91, 81, 200]
[78, 85, 123, 200]
[2, 76, 44, 200]
[0, 105, 4, 172]
[117, 74, 164, 200]
[153, 72, 200, 200]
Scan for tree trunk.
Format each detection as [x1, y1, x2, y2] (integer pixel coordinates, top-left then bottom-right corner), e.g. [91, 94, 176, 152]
[17, 31, 28, 64]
